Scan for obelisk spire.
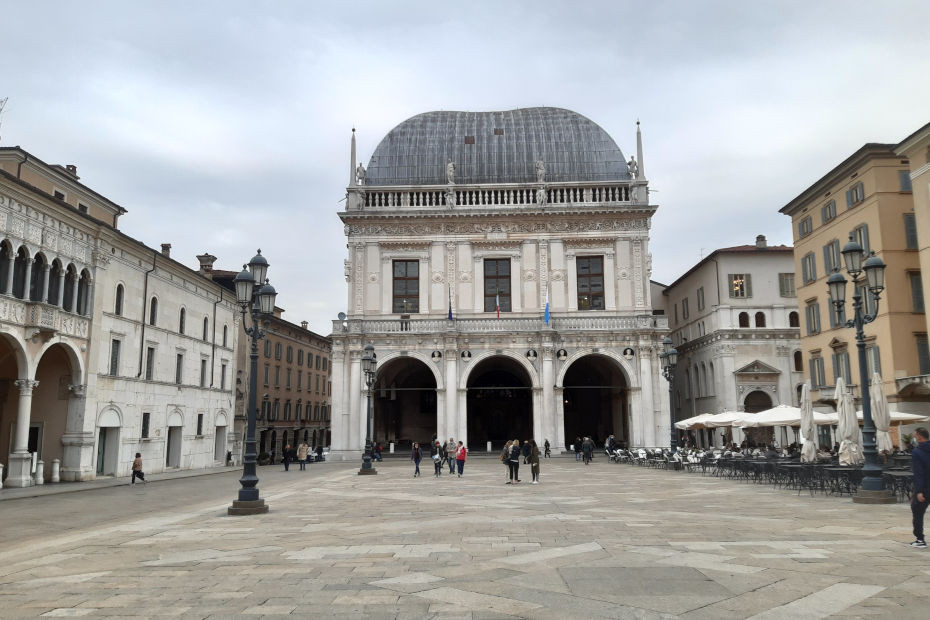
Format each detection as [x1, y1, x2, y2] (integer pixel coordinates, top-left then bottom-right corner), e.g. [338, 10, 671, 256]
[350, 127, 357, 186]
[636, 119, 645, 181]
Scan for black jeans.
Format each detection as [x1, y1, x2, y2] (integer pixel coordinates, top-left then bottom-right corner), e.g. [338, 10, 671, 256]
[508, 461, 520, 481]
[131, 470, 145, 483]
[912, 495, 929, 540]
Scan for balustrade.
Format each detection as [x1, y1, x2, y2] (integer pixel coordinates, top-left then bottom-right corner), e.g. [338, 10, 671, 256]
[334, 313, 666, 336]
[361, 182, 636, 209]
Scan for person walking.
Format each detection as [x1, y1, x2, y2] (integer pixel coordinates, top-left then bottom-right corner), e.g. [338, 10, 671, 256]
[544, 439, 551, 458]
[521, 439, 531, 464]
[297, 442, 309, 470]
[455, 441, 467, 477]
[411, 442, 422, 477]
[910, 427, 930, 548]
[373, 442, 383, 462]
[131, 453, 146, 484]
[431, 440, 445, 477]
[283, 444, 292, 471]
[446, 437, 457, 474]
[582, 436, 594, 465]
[507, 439, 521, 484]
[528, 439, 540, 484]
[574, 437, 582, 462]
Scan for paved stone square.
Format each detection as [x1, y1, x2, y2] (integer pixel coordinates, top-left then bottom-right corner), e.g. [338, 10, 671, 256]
[0, 456, 927, 618]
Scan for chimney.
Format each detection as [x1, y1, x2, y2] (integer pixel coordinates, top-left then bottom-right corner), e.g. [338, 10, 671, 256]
[196, 253, 217, 274]
[65, 164, 79, 179]
[755, 235, 767, 249]
[301, 321, 308, 330]
[161, 243, 172, 258]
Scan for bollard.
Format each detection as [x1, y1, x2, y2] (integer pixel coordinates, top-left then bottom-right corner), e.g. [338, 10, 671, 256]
[0, 463, 4, 489]
[487, 441, 492, 452]
[35, 460, 45, 485]
[389, 442, 395, 454]
[51, 459, 61, 483]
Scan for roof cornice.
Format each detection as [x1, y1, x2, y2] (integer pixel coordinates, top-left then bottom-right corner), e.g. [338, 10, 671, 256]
[895, 121, 930, 155]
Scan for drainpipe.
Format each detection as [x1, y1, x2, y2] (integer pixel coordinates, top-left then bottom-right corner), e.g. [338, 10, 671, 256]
[210, 294, 221, 386]
[137, 250, 158, 377]
[16, 152, 27, 178]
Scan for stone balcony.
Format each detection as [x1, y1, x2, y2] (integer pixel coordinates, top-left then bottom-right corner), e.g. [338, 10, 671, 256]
[333, 314, 668, 336]
[0, 297, 90, 340]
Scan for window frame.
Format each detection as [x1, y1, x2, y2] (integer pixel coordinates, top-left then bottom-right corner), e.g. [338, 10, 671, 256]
[846, 181, 865, 207]
[484, 258, 513, 312]
[728, 273, 752, 298]
[576, 255, 605, 311]
[801, 253, 817, 285]
[821, 199, 836, 224]
[779, 273, 796, 298]
[175, 353, 184, 385]
[392, 259, 420, 313]
[798, 216, 813, 238]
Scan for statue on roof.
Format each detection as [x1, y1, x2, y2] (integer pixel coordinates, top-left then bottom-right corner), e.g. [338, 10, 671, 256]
[535, 159, 546, 183]
[536, 186, 547, 206]
[446, 160, 456, 185]
[627, 156, 639, 179]
[356, 163, 366, 186]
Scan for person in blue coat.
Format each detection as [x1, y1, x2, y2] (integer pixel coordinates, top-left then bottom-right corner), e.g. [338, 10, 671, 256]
[910, 427, 930, 548]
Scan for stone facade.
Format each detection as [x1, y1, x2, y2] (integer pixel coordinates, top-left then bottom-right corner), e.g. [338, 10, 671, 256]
[330, 109, 670, 458]
[0, 147, 239, 487]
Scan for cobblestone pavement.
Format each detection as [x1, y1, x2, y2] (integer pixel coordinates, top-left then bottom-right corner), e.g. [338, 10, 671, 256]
[0, 456, 927, 619]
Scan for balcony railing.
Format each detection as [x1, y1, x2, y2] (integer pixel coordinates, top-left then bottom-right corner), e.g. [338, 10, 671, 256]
[0, 297, 90, 340]
[333, 314, 667, 336]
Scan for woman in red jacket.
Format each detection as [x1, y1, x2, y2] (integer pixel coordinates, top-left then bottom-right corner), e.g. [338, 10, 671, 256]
[455, 441, 467, 477]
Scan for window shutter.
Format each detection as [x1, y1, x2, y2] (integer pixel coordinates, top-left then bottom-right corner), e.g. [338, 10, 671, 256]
[843, 354, 852, 384]
[872, 346, 882, 377]
[846, 189, 852, 206]
[745, 274, 752, 298]
[911, 273, 925, 313]
[809, 359, 817, 388]
[831, 353, 838, 384]
[905, 214, 918, 249]
[917, 335, 930, 375]
[727, 274, 735, 298]
[823, 245, 832, 274]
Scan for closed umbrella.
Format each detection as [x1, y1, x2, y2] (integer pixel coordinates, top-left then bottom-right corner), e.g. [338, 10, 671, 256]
[869, 372, 893, 454]
[835, 377, 864, 466]
[800, 383, 817, 463]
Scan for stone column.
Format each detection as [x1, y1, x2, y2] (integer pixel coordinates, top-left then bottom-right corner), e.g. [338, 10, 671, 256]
[84, 281, 94, 316]
[348, 349, 361, 453]
[5, 379, 40, 488]
[56, 271, 65, 307]
[41, 263, 50, 303]
[457, 388, 468, 448]
[604, 250, 617, 311]
[532, 386, 544, 444]
[566, 253, 577, 311]
[511, 253, 522, 311]
[70, 275, 79, 312]
[444, 348, 458, 443]
[542, 347, 555, 451]
[22, 258, 33, 300]
[554, 386, 566, 452]
[473, 256, 483, 312]
[60, 384, 91, 481]
[3, 256, 13, 295]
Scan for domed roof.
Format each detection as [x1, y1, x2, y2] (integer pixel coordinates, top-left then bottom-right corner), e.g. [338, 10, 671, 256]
[364, 107, 629, 186]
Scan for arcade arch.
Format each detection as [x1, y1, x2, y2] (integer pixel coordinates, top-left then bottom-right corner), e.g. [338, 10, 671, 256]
[372, 356, 438, 451]
[465, 355, 532, 451]
[561, 354, 630, 448]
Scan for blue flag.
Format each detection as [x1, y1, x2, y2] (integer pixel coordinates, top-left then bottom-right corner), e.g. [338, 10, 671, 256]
[544, 285, 550, 325]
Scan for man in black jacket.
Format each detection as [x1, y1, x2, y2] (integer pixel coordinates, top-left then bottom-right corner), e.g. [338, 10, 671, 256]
[910, 427, 930, 548]
[430, 441, 445, 477]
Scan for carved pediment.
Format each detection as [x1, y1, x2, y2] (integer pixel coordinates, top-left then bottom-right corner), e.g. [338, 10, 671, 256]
[734, 360, 780, 376]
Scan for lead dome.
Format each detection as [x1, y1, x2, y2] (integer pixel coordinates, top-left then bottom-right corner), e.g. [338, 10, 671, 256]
[364, 107, 630, 186]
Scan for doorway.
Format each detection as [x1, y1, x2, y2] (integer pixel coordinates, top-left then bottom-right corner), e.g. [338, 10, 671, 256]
[166, 426, 182, 468]
[466, 356, 532, 451]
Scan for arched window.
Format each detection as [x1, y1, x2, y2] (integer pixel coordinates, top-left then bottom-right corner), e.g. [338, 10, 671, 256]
[738, 312, 750, 328]
[77, 269, 91, 315]
[178, 308, 186, 334]
[793, 350, 803, 372]
[754, 311, 766, 327]
[63, 265, 77, 311]
[223, 324, 228, 347]
[115, 284, 124, 316]
[12, 247, 29, 299]
[30, 253, 47, 302]
[708, 362, 715, 396]
[789, 311, 800, 328]
[203, 316, 209, 341]
[0, 241, 12, 293]
[149, 297, 158, 326]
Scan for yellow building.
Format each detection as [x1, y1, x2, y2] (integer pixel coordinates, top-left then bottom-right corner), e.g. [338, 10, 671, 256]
[780, 143, 928, 429]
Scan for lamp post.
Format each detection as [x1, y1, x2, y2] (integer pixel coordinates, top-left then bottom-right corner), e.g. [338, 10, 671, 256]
[827, 233, 893, 503]
[359, 343, 378, 475]
[659, 336, 678, 454]
[228, 250, 277, 515]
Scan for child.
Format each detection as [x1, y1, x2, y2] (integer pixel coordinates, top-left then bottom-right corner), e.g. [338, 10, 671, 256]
[131, 453, 146, 484]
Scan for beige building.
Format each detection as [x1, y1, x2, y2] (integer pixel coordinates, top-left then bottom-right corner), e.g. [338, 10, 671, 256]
[662, 235, 802, 447]
[895, 123, 930, 398]
[779, 143, 928, 426]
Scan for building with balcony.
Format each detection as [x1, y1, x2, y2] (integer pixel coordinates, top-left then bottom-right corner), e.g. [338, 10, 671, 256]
[662, 235, 802, 447]
[0, 148, 239, 487]
[779, 142, 929, 426]
[330, 108, 670, 458]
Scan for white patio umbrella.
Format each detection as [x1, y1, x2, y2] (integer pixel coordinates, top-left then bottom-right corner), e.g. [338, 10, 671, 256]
[868, 372, 893, 454]
[702, 411, 748, 428]
[852, 410, 930, 424]
[674, 413, 718, 430]
[734, 404, 801, 428]
[799, 383, 817, 463]
[835, 377, 864, 466]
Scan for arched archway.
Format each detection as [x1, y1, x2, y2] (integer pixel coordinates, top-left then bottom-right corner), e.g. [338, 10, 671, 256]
[466, 355, 532, 451]
[741, 390, 774, 447]
[31, 343, 79, 481]
[0, 333, 30, 485]
[373, 357, 437, 451]
[562, 354, 629, 448]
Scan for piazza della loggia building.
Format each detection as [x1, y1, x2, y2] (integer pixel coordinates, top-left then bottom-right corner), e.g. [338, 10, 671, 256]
[329, 107, 671, 459]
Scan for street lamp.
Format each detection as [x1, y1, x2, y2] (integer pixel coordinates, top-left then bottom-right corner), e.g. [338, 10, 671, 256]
[228, 250, 277, 515]
[659, 336, 678, 454]
[359, 343, 378, 475]
[828, 233, 892, 503]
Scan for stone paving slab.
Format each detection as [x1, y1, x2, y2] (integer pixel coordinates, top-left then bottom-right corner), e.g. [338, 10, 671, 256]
[0, 458, 927, 618]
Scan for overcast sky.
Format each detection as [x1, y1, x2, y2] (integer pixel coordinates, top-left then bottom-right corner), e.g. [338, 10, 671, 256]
[2, 1, 929, 334]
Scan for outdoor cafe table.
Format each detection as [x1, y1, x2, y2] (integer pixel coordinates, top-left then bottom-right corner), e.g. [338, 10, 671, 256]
[883, 470, 914, 501]
[824, 466, 862, 496]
